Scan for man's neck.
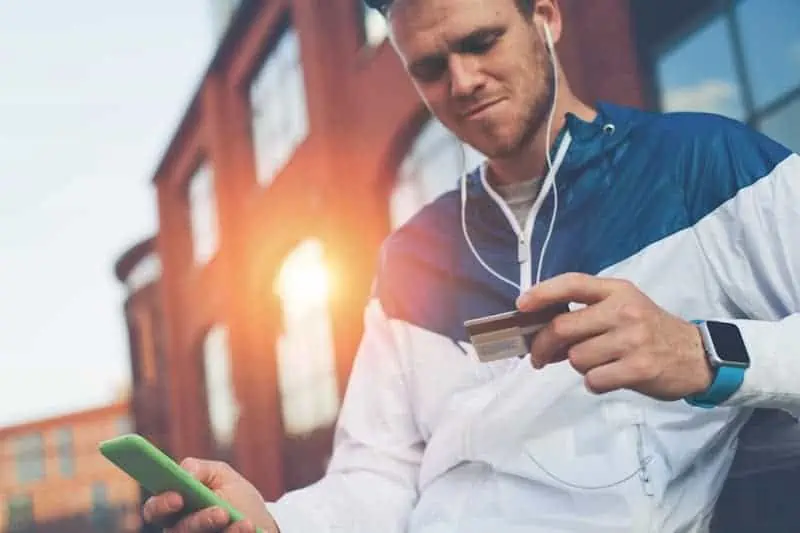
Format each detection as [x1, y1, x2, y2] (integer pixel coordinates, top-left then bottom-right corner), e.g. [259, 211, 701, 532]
[488, 95, 596, 186]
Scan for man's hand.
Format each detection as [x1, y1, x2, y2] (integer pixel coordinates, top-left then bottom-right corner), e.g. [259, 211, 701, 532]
[517, 272, 713, 401]
[142, 458, 279, 533]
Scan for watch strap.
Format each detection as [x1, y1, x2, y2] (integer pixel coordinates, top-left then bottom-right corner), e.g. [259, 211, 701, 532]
[685, 365, 745, 408]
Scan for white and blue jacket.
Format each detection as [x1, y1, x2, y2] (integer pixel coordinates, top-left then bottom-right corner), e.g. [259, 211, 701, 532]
[268, 103, 800, 532]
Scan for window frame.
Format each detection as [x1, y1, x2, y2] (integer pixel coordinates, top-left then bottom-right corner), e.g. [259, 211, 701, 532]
[648, 0, 800, 138]
[247, 20, 310, 187]
[15, 433, 45, 484]
[54, 427, 75, 478]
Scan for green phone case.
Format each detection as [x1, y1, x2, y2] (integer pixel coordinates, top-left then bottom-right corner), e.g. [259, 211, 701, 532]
[99, 434, 248, 524]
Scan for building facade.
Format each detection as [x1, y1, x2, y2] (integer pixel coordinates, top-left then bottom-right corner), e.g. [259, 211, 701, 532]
[116, 0, 799, 508]
[0, 402, 139, 533]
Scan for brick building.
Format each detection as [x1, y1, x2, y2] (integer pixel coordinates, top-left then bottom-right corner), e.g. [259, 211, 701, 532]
[116, 0, 800, 509]
[0, 402, 139, 533]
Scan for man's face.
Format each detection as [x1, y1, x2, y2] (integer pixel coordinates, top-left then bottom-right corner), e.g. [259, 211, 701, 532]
[389, 0, 553, 159]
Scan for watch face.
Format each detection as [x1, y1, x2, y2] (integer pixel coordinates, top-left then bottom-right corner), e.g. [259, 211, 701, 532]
[707, 321, 750, 366]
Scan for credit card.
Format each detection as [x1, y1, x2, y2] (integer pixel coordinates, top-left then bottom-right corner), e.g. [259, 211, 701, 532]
[464, 304, 570, 362]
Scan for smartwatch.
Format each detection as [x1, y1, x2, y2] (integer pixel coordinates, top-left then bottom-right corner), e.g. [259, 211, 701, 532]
[685, 320, 750, 408]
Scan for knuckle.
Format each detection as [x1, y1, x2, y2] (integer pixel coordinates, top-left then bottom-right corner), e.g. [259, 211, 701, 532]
[627, 324, 651, 348]
[616, 278, 636, 292]
[565, 272, 589, 291]
[618, 302, 645, 322]
[585, 371, 608, 394]
[567, 348, 588, 374]
[210, 459, 232, 473]
[550, 315, 572, 339]
[180, 456, 198, 469]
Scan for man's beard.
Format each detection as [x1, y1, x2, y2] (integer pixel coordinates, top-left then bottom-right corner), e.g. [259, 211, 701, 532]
[495, 86, 554, 158]
[483, 45, 555, 159]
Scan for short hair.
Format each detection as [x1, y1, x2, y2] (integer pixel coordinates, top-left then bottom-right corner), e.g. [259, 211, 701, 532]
[365, 0, 535, 17]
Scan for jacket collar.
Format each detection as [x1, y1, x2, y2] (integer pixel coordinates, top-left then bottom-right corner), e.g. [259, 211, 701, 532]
[466, 101, 645, 197]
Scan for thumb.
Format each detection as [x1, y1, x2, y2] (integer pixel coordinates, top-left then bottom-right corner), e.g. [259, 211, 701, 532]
[180, 458, 227, 488]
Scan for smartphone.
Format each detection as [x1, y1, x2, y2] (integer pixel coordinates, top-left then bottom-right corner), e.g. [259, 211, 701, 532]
[99, 433, 253, 528]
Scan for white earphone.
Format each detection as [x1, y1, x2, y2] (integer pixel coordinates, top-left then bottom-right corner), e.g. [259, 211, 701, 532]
[457, 16, 645, 491]
[459, 19, 568, 293]
[543, 23, 554, 52]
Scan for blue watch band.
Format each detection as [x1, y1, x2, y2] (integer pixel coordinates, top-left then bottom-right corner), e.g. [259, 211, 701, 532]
[685, 365, 746, 408]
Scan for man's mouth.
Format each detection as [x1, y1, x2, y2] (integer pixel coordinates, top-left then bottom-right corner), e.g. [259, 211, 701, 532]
[462, 99, 503, 119]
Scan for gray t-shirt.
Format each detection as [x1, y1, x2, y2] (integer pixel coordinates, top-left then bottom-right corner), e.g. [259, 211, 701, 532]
[492, 177, 543, 229]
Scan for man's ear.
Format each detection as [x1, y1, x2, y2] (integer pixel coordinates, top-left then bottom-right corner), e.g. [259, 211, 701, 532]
[532, 0, 563, 46]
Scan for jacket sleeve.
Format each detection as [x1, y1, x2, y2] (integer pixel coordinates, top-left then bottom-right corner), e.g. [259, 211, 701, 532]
[688, 120, 800, 412]
[265, 298, 424, 533]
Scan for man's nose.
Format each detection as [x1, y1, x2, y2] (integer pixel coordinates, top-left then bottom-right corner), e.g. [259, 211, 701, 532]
[448, 55, 484, 98]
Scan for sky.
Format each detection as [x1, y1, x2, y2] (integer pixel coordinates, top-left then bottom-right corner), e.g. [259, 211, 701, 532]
[0, 1, 215, 426]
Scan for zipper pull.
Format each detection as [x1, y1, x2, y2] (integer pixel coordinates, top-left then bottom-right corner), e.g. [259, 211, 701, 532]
[517, 238, 529, 264]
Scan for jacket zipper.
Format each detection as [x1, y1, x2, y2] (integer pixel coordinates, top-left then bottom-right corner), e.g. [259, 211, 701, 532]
[479, 170, 551, 293]
[476, 132, 572, 292]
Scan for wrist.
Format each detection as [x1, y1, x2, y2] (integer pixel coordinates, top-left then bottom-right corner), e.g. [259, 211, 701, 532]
[684, 320, 750, 408]
[688, 322, 715, 395]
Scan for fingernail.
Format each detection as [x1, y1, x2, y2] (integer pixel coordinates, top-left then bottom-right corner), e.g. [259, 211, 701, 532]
[212, 508, 227, 524]
[166, 493, 181, 510]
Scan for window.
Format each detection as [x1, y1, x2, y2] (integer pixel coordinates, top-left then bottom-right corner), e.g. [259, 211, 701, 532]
[735, 0, 800, 108]
[391, 119, 485, 228]
[250, 27, 309, 186]
[116, 416, 132, 436]
[656, 17, 745, 120]
[55, 428, 74, 478]
[761, 96, 800, 152]
[361, 3, 389, 48]
[188, 161, 219, 265]
[6, 494, 33, 533]
[90, 482, 113, 530]
[202, 325, 239, 456]
[274, 239, 339, 435]
[126, 252, 161, 292]
[15, 434, 44, 484]
[654, 0, 800, 152]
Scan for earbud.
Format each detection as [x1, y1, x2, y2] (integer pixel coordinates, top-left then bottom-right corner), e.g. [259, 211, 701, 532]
[543, 24, 554, 52]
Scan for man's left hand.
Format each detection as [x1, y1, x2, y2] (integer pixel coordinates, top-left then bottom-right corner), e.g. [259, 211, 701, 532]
[517, 272, 713, 401]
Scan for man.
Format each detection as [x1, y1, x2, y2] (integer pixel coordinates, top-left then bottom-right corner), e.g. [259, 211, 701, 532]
[143, 0, 800, 531]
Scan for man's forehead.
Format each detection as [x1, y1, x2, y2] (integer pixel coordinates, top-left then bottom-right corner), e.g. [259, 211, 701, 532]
[389, 0, 507, 52]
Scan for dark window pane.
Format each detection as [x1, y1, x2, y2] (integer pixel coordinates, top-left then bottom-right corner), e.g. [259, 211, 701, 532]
[736, 0, 800, 108]
[7, 494, 33, 533]
[249, 28, 308, 187]
[91, 482, 113, 530]
[656, 17, 746, 121]
[55, 427, 74, 478]
[760, 96, 800, 154]
[15, 434, 44, 483]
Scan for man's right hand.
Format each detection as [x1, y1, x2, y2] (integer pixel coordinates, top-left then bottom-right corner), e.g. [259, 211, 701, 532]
[142, 458, 279, 533]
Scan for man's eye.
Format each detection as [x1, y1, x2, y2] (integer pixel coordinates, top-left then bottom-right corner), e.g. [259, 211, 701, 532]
[411, 59, 447, 83]
[462, 32, 499, 54]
